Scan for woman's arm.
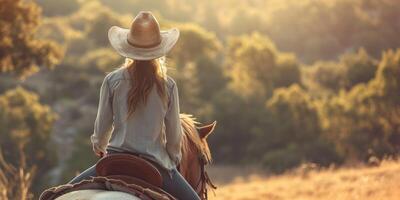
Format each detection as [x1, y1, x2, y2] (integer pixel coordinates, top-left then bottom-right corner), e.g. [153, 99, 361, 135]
[91, 75, 113, 155]
[165, 81, 183, 165]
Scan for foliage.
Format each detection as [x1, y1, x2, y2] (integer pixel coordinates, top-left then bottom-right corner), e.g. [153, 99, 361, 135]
[308, 48, 377, 93]
[209, 88, 267, 163]
[169, 23, 221, 67]
[225, 32, 301, 98]
[0, 0, 63, 79]
[60, 129, 98, 183]
[79, 48, 122, 73]
[340, 48, 377, 89]
[97, 0, 400, 63]
[321, 49, 400, 161]
[309, 61, 344, 93]
[262, 85, 341, 172]
[0, 87, 57, 193]
[100, 0, 169, 16]
[36, 0, 79, 17]
[86, 11, 123, 47]
[167, 23, 225, 118]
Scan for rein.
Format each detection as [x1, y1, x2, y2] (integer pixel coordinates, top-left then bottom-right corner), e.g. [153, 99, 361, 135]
[195, 154, 217, 200]
[179, 114, 217, 200]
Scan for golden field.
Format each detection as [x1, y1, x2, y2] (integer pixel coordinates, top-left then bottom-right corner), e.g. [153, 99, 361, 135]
[208, 160, 400, 200]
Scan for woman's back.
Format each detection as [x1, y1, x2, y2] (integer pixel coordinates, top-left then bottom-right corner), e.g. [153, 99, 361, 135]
[91, 66, 183, 170]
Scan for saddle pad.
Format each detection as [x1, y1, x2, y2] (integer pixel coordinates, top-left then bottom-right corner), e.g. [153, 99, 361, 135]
[54, 190, 141, 200]
[39, 176, 176, 200]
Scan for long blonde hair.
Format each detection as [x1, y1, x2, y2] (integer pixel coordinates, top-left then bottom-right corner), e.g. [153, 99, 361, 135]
[124, 57, 168, 117]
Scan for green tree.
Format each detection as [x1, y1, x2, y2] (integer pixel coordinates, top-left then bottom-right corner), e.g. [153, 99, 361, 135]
[208, 32, 302, 165]
[0, 0, 63, 195]
[309, 61, 344, 93]
[340, 48, 377, 90]
[226, 33, 278, 98]
[209, 88, 268, 163]
[308, 48, 377, 93]
[86, 11, 123, 47]
[322, 49, 400, 161]
[0, 0, 63, 78]
[99, 0, 169, 16]
[262, 85, 340, 172]
[168, 23, 225, 119]
[225, 32, 301, 98]
[36, 0, 79, 17]
[169, 23, 221, 67]
[0, 87, 57, 193]
[178, 62, 202, 114]
[60, 109, 98, 183]
[274, 53, 302, 88]
[79, 48, 122, 73]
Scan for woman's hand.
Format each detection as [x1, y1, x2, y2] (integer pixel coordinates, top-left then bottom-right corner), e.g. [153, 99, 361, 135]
[92, 143, 105, 157]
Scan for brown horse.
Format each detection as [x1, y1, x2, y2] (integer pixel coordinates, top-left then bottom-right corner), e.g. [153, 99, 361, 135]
[179, 114, 217, 200]
[41, 114, 217, 200]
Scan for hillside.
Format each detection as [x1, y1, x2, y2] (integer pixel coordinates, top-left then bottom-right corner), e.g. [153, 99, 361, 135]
[209, 160, 400, 200]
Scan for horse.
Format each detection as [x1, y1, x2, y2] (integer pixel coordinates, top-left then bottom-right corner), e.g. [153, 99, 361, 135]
[179, 114, 216, 199]
[40, 114, 217, 200]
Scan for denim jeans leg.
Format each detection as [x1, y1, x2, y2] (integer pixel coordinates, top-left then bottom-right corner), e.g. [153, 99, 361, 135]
[68, 164, 97, 184]
[161, 168, 201, 200]
[68, 149, 115, 185]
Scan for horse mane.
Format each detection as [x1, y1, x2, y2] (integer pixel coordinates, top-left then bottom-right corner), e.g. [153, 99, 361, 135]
[179, 114, 212, 164]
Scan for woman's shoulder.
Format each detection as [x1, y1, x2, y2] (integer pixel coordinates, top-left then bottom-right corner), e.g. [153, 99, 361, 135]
[166, 75, 176, 85]
[104, 67, 128, 83]
[165, 75, 177, 90]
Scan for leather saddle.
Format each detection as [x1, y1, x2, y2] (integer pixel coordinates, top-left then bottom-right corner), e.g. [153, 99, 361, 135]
[96, 153, 163, 188]
[40, 153, 176, 200]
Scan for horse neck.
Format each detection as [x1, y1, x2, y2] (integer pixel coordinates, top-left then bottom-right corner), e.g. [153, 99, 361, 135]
[180, 134, 202, 187]
[179, 114, 215, 199]
[180, 136, 214, 200]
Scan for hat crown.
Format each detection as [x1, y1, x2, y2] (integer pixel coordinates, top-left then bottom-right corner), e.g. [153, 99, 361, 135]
[127, 11, 162, 48]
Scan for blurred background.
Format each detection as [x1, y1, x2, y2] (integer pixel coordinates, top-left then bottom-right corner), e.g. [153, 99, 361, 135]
[1, 0, 400, 199]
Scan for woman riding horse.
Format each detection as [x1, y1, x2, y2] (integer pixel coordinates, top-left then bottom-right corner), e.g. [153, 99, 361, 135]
[68, 11, 201, 200]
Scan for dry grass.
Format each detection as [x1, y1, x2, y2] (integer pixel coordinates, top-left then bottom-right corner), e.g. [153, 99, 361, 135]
[209, 160, 400, 200]
[0, 149, 36, 200]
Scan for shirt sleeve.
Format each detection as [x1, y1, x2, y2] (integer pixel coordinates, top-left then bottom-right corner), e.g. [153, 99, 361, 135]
[165, 81, 183, 165]
[91, 75, 114, 152]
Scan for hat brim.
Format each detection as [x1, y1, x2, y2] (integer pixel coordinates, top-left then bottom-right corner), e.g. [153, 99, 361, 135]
[108, 26, 179, 60]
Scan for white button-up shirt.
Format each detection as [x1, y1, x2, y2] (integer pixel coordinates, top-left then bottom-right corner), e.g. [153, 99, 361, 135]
[90, 67, 182, 170]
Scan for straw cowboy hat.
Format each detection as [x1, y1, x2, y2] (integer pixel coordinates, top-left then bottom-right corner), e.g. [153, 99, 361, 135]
[108, 11, 179, 60]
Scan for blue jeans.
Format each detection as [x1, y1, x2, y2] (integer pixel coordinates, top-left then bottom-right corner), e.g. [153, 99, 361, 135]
[68, 153, 200, 200]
